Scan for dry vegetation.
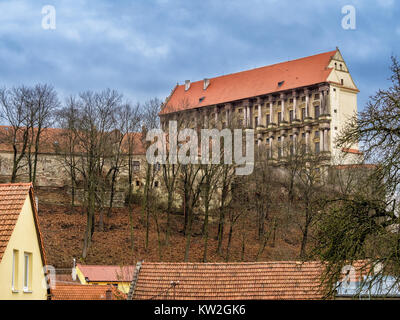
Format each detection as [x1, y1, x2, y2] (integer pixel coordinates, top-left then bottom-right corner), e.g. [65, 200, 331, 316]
[37, 192, 302, 269]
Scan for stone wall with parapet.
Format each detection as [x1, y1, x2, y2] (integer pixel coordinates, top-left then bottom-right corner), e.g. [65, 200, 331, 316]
[0, 151, 149, 208]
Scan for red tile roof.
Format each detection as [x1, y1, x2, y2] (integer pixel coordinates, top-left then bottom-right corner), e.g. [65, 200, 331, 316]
[342, 148, 363, 155]
[77, 264, 135, 282]
[160, 50, 337, 115]
[0, 183, 47, 266]
[132, 261, 326, 300]
[0, 126, 146, 155]
[50, 284, 126, 300]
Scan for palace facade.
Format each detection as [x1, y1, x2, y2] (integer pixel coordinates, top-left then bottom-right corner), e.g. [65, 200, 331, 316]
[159, 48, 361, 164]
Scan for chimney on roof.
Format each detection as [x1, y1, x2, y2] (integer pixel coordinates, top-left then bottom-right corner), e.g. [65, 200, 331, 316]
[185, 80, 191, 91]
[203, 78, 210, 90]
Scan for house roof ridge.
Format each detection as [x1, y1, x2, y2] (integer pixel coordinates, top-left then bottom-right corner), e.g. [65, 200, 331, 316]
[182, 49, 337, 86]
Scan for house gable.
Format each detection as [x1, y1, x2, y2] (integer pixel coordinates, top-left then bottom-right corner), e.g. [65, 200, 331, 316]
[0, 183, 48, 300]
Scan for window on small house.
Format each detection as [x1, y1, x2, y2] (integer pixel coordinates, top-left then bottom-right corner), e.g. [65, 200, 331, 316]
[340, 64, 343, 70]
[12, 250, 19, 291]
[23, 252, 32, 292]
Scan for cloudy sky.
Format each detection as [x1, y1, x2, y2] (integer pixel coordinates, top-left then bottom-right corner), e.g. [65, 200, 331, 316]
[0, 0, 399, 110]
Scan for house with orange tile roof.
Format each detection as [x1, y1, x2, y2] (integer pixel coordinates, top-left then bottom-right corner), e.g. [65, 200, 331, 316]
[160, 48, 362, 165]
[126, 261, 378, 300]
[0, 183, 49, 300]
[128, 261, 326, 300]
[75, 263, 135, 294]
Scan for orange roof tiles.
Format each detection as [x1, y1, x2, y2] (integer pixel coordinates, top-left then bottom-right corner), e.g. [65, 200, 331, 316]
[161, 50, 337, 115]
[132, 261, 327, 300]
[342, 148, 363, 155]
[0, 183, 47, 265]
[50, 284, 126, 300]
[77, 264, 135, 282]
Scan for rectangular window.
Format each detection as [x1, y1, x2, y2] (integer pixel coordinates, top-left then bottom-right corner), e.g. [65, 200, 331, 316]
[290, 135, 294, 155]
[315, 93, 320, 100]
[315, 106, 320, 119]
[301, 108, 306, 121]
[12, 250, 19, 291]
[266, 114, 270, 125]
[23, 252, 32, 292]
[315, 142, 320, 154]
[255, 116, 258, 126]
[132, 161, 140, 171]
[289, 110, 293, 123]
[277, 137, 281, 158]
[277, 112, 281, 125]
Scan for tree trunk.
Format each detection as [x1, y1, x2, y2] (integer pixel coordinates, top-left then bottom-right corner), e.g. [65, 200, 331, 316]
[165, 190, 173, 245]
[202, 197, 210, 262]
[184, 207, 194, 262]
[225, 223, 234, 262]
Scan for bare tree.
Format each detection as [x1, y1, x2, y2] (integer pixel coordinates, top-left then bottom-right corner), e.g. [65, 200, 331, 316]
[26, 84, 59, 185]
[0, 86, 32, 182]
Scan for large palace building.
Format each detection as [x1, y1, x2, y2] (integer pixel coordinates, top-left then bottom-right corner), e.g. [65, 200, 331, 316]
[159, 48, 360, 163]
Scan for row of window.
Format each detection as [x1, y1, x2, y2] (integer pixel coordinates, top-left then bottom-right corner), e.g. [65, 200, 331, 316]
[260, 105, 321, 126]
[266, 133, 324, 158]
[237, 93, 320, 112]
[12, 250, 32, 293]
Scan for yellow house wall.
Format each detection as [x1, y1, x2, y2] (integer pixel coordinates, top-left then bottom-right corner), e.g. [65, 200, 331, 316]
[0, 196, 47, 300]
